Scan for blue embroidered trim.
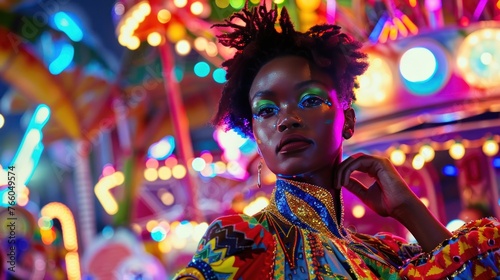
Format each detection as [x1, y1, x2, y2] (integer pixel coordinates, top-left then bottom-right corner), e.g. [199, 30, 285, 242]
[275, 179, 342, 238]
[188, 259, 218, 280]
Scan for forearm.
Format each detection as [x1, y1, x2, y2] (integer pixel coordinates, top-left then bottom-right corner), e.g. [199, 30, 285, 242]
[394, 199, 452, 252]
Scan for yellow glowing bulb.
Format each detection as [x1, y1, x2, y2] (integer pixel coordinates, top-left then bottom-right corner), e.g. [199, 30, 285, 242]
[390, 149, 406, 166]
[147, 32, 162, 46]
[158, 166, 172, 180]
[190, 2, 204, 15]
[352, 205, 365, 218]
[127, 36, 140, 50]
[167, 22, 186, 43]
[175, 40, 191, 56]
[172, 164, 187, 179]
[296, 0, 321, 11]
[412, 154, 425, 170]
[419, 145, 435, 162]
[174, 0, 187, 8]
[157, 9, 171, 24]
[144, 168, 158, 181]
[482, 139, 499, 156]
[146, 220, 158, 232]
[449, 142, 465, 160]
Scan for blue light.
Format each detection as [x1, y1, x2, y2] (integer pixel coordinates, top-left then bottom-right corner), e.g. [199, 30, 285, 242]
[49, 43, 74, 75]
[493, 157, 500, 168]
[53, 12, 83, 42]
[148, 136, 176, 160]
[239, 139, 257, 154]
[174, 66, 183, 82]
[368, 14, 388, 43]
[102, 226, 114, 239]
[194, 62, 210, 78]
[399, 41, 450, 96]
[212, 68, 227, 83]
[150, 226, 166, 242]
[442, 165, 457, 176]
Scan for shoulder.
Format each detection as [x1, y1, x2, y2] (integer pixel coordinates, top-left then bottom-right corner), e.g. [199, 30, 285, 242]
[197, 213, 273, 253]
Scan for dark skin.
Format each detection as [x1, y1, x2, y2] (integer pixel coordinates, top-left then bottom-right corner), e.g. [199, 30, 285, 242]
[249, 56, 451, 252]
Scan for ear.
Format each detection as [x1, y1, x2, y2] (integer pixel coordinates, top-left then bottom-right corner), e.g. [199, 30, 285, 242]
[342, 108, 356, 140]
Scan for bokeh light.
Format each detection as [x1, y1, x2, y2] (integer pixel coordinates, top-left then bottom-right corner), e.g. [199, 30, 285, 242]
[449, 142, 465, 160]
[194, 61, 210, 77]
[456, 28, 500, 89]
[355, 53, 393, 107]
[399, 40, 450, 95]
[482, 139, 499, 156]
[390, 149, 406, 166]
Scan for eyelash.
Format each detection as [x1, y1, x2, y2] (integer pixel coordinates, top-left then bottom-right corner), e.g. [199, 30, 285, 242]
[254, 104, 279, 119]
[298, 95, 331, 108]
[252, 95, 331, 119]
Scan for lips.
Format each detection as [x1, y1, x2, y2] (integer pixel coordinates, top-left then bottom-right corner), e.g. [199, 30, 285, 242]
[277, 135, 313, 154]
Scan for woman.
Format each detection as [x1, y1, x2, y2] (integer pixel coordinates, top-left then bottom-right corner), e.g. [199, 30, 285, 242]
[175, 5, 500, 279]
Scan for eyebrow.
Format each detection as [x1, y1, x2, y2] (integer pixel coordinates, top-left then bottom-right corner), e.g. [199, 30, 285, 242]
[250, 80, 330, 102]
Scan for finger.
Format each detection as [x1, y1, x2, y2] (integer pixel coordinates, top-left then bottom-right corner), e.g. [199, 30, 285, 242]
[341, 155, 396, 186]
[337, 153, 368, 187]
[343, 177, 369, 201]
[335, 153, 364, 189]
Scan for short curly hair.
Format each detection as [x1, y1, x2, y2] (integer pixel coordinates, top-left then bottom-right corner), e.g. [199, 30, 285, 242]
[212, 4, 368, 139]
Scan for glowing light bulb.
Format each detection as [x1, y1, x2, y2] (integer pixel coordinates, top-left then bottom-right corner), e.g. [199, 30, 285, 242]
[419, 145, 435, 162]
[412, 154, 425, 170]
[390, 149, 406, 166]
[482, 139, 499, 156]
[449, 142, 465, 160]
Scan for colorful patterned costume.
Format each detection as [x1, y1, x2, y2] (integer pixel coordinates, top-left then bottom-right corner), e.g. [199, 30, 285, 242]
[175, 179, 500, 279]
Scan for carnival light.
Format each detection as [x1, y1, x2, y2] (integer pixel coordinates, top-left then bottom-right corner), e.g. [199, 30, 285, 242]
[390, 149, 406, 166]
[158, 166, 172, 180]
[148, 136, 175, 160]
[194, 61, 210, 77]
[213, 68, 227, 84]
[243, 196, 270, 216]
[0, 114, 4, 129]
[412, 154, 425, 170]
[400, 48, 437, 82]
[399, 40, 450, 95]
[191, 157, 206, 171]
[144, 168, 158, 181]
[449, 141, 465, 160]
[352, 205, 366, 218]
[456, 28, 500, 89]
[94, 171, 124, 215]
[175, 40, 191, 56]
[41, 202, 80, 280]
[355, 52, 393, 107]
[160, 191, 175, 205]
[443, 165, 458, 176]
[172, 164, 187, 179]
[165, 156, 178, 168]
[419, 145, 435, 162]
[482, 139, 499, 156]
[157, 9, 171, 23]
[49, 43, 74, 75]
[53, 12, 83, 42]
[147, 32, 162, 46]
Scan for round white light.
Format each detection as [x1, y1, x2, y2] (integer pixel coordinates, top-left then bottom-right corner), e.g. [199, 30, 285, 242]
[400, 47, 437, 82]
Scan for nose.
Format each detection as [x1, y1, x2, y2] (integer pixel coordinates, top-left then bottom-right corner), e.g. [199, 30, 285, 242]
[277, 114, 303, 132]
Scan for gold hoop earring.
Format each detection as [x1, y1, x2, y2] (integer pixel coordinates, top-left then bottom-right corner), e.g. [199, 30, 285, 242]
[257, 160, 262, 188]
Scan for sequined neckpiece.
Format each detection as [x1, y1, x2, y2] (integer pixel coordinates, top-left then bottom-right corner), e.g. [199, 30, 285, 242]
[267, 178, 346, 239]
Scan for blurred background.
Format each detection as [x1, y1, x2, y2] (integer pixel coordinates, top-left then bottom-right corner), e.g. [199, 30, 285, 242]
[0, 0, 499, 278]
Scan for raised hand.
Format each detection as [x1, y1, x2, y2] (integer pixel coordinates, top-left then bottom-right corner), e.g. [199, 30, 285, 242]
[335, 152, 452, 252]
[335, 152, 421, 219]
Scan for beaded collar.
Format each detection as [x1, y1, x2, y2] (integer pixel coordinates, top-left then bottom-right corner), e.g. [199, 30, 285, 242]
[265, 178, 347, 239]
